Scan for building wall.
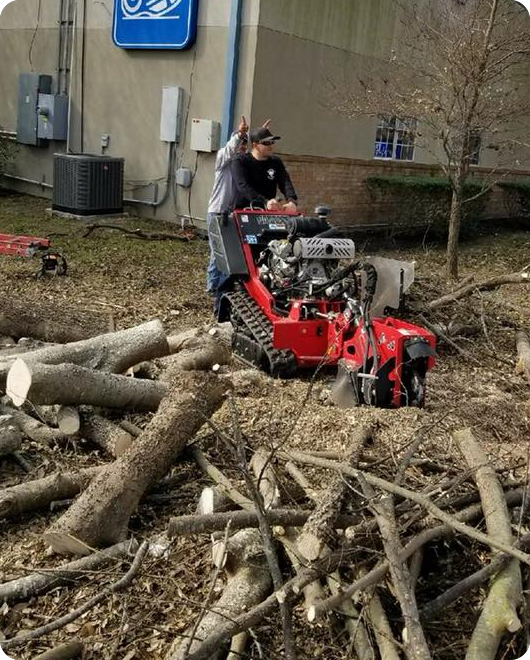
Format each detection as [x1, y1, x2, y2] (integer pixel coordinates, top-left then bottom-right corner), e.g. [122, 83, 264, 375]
[0, 0, 260, 224]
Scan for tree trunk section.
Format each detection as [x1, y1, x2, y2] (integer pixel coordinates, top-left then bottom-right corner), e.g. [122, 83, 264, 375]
[456, 428, 522, 660]
[0, 319, 169, 388]
[0, 297, 112, 343]
[165, 529, 271, 660]
[0, 540, 134, 604]
[44, 372, 227, 554]
[81, 413, 134, 457]
[6, 360, 167, 411]
[515, 330, 530, 382]
[33, 642, 84, 660]
[0, 414, 22, 456]
[0, 466, 102, 519]
[0, 404, 72, 444]
[446, 189, 462, 280]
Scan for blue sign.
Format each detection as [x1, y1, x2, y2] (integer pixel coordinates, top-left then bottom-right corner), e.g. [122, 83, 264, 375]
[113, 0, 199, 49]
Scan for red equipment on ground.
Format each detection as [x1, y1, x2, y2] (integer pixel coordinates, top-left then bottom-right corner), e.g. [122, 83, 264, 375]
[0, 233, 67, 278]
[211, 208, 436, 408]
[0, 234, 50, 257]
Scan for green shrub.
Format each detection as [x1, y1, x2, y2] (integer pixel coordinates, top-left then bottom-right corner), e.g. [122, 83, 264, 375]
[497, 180, 530, 218]
[365, 175, 490, 239]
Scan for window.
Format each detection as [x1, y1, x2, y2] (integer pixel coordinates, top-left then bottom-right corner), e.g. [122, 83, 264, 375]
[466, 131, 481, 165]
[374, 116, 416, 161]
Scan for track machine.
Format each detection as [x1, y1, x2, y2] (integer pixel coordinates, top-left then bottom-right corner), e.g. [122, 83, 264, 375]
[210, 208, 435, 408]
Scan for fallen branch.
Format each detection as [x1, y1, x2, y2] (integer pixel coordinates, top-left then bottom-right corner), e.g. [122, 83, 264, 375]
[167, 508, 359, 537]
[283, 450, 530, 566]
[0, 539, 136, 604]
[457, 429, 523, 660]
[82, 223, 191, 241]
[2, 541, 149, 650]
[515, 330, 530, 382]
[428, 271, 530, 310]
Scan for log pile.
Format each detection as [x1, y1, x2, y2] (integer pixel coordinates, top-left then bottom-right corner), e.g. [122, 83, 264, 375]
[1, 276, 530, 660]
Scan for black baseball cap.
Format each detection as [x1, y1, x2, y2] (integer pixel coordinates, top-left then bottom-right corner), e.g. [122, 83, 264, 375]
[250, 127, 281, 144]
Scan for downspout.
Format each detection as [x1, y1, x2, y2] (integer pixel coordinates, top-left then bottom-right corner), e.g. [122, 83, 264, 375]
[220, 0, 243, 144]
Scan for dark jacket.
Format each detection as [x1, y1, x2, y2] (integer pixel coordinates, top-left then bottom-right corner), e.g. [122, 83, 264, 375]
[230, 153, 298, 209]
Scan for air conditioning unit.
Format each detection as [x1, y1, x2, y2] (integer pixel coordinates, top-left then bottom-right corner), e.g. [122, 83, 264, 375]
[52, 153, 124, 215]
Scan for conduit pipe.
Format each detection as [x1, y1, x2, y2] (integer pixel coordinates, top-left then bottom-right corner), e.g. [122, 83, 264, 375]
[220, 0, 243, 144]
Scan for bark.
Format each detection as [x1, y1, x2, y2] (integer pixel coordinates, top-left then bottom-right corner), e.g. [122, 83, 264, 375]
[0, 319, 169, 388]
[197, 486, 238, 515]
[0, 540, 135, 604]
[0, 414, 22, 456]
[428, 272, 530, 310]
[33, 642, 84, 660]
[0, 297, 112, 343]
[250, 447, 281, 510]
[296, 427, 370, 562]
[6, 360, 167, 411]
[158, 338, 231, 378]
[0, 404, 72, 444]
[0, 467, 102, 519]
[168, 508, 359, 537]
[33, 405, 81, 435]
[515, 330, 530, 382]
[81, 413, 134, 457]
[44, 372, 227, 554]
[165, 529, 271, 660]
[456, 429, 523, 660]
[446, 187, 463, 280]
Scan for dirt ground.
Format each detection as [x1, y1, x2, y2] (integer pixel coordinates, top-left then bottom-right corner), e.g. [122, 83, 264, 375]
[1, 192, 530, 659]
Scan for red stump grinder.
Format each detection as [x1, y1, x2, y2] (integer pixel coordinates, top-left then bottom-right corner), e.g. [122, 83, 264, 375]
[210, 207, 435, 408]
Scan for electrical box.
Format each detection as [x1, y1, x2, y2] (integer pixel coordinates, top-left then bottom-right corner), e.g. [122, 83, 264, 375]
[37, 94, 69, 141]
[159, 86, 184, 143]
[176, 167, 192, 188]
[17, 73, 52, 146]
[190, 118, 221, 152]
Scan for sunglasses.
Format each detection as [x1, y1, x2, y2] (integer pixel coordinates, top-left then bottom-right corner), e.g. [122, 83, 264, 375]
[260, 140, 276, 146]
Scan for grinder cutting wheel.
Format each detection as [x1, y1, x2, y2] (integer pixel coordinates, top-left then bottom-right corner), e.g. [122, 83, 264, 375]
[210, 207, 436, 409]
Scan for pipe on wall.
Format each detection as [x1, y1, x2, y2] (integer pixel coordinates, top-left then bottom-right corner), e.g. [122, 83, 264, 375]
[2, 173, 53, 189]
[220, 0, 243, 145]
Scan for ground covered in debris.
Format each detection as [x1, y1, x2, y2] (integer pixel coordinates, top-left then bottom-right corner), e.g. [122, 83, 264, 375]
[1, 192, 530, 660]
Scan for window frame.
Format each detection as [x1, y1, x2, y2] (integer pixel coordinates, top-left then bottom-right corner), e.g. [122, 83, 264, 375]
[373, 116, 417, 162]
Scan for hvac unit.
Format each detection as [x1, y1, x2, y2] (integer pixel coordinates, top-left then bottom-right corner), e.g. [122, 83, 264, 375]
[52, 153, 124, 215]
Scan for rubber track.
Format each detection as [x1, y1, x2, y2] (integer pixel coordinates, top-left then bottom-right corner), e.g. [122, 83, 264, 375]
[225, 289, 297, 377]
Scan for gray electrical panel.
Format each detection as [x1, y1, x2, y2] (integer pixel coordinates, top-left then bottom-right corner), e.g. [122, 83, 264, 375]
[17, 73, 52, 146]
[37, 94, 69, 141]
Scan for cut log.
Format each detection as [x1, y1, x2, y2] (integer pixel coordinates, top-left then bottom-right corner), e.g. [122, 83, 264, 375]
[168, 508, 359, 537]
[0, 404, 73, 444]
[515, 330, 530, 382]
[197, 486, 239, 516]
[0, 319, 169, 389]
[159, 338, 231, 377]
[33, 642, 84, 660]
[81, 413, 134, 457]
[32, 405, 81, 435]
[119, 419, 143, 437]
[0, 466, 102, 519]
[297, 426, 371, 562]
[6, 360, 167, 411]
[250, 447, 281, 509]
[0, 414, 22, 456]
[0, 297, 112, 343]
[165, 529, 271, 660]
[0, 540, 135, 604]
[456, 429, 523, 660]
[44, 372, 227, 554]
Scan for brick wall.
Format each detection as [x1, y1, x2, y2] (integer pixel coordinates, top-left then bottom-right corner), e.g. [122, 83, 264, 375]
[280, 153, 530, 227]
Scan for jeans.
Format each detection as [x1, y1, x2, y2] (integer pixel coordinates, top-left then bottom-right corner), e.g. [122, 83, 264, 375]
[206, 212, 229, 312]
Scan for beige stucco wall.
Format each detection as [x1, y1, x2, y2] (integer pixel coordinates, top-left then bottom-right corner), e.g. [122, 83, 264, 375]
[0, 0, 260, 224]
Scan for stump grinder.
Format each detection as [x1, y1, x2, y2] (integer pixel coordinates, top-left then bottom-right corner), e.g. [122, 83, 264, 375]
[211, 208, 436, 408]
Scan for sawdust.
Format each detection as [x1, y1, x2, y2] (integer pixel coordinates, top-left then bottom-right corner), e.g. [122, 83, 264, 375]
[1, 194, 530, 658]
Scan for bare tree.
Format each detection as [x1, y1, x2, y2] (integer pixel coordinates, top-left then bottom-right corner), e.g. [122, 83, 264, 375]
[331, 0, 530, 278]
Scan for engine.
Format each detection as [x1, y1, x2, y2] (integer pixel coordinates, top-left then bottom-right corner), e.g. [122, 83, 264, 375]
[258, 237, 357, 299]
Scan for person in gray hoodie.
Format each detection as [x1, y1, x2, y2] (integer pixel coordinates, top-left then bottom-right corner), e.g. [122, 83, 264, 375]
[206, 116, 270, 312]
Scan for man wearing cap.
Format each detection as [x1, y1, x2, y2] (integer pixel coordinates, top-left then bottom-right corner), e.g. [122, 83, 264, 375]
[230, 127, 298, 212]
